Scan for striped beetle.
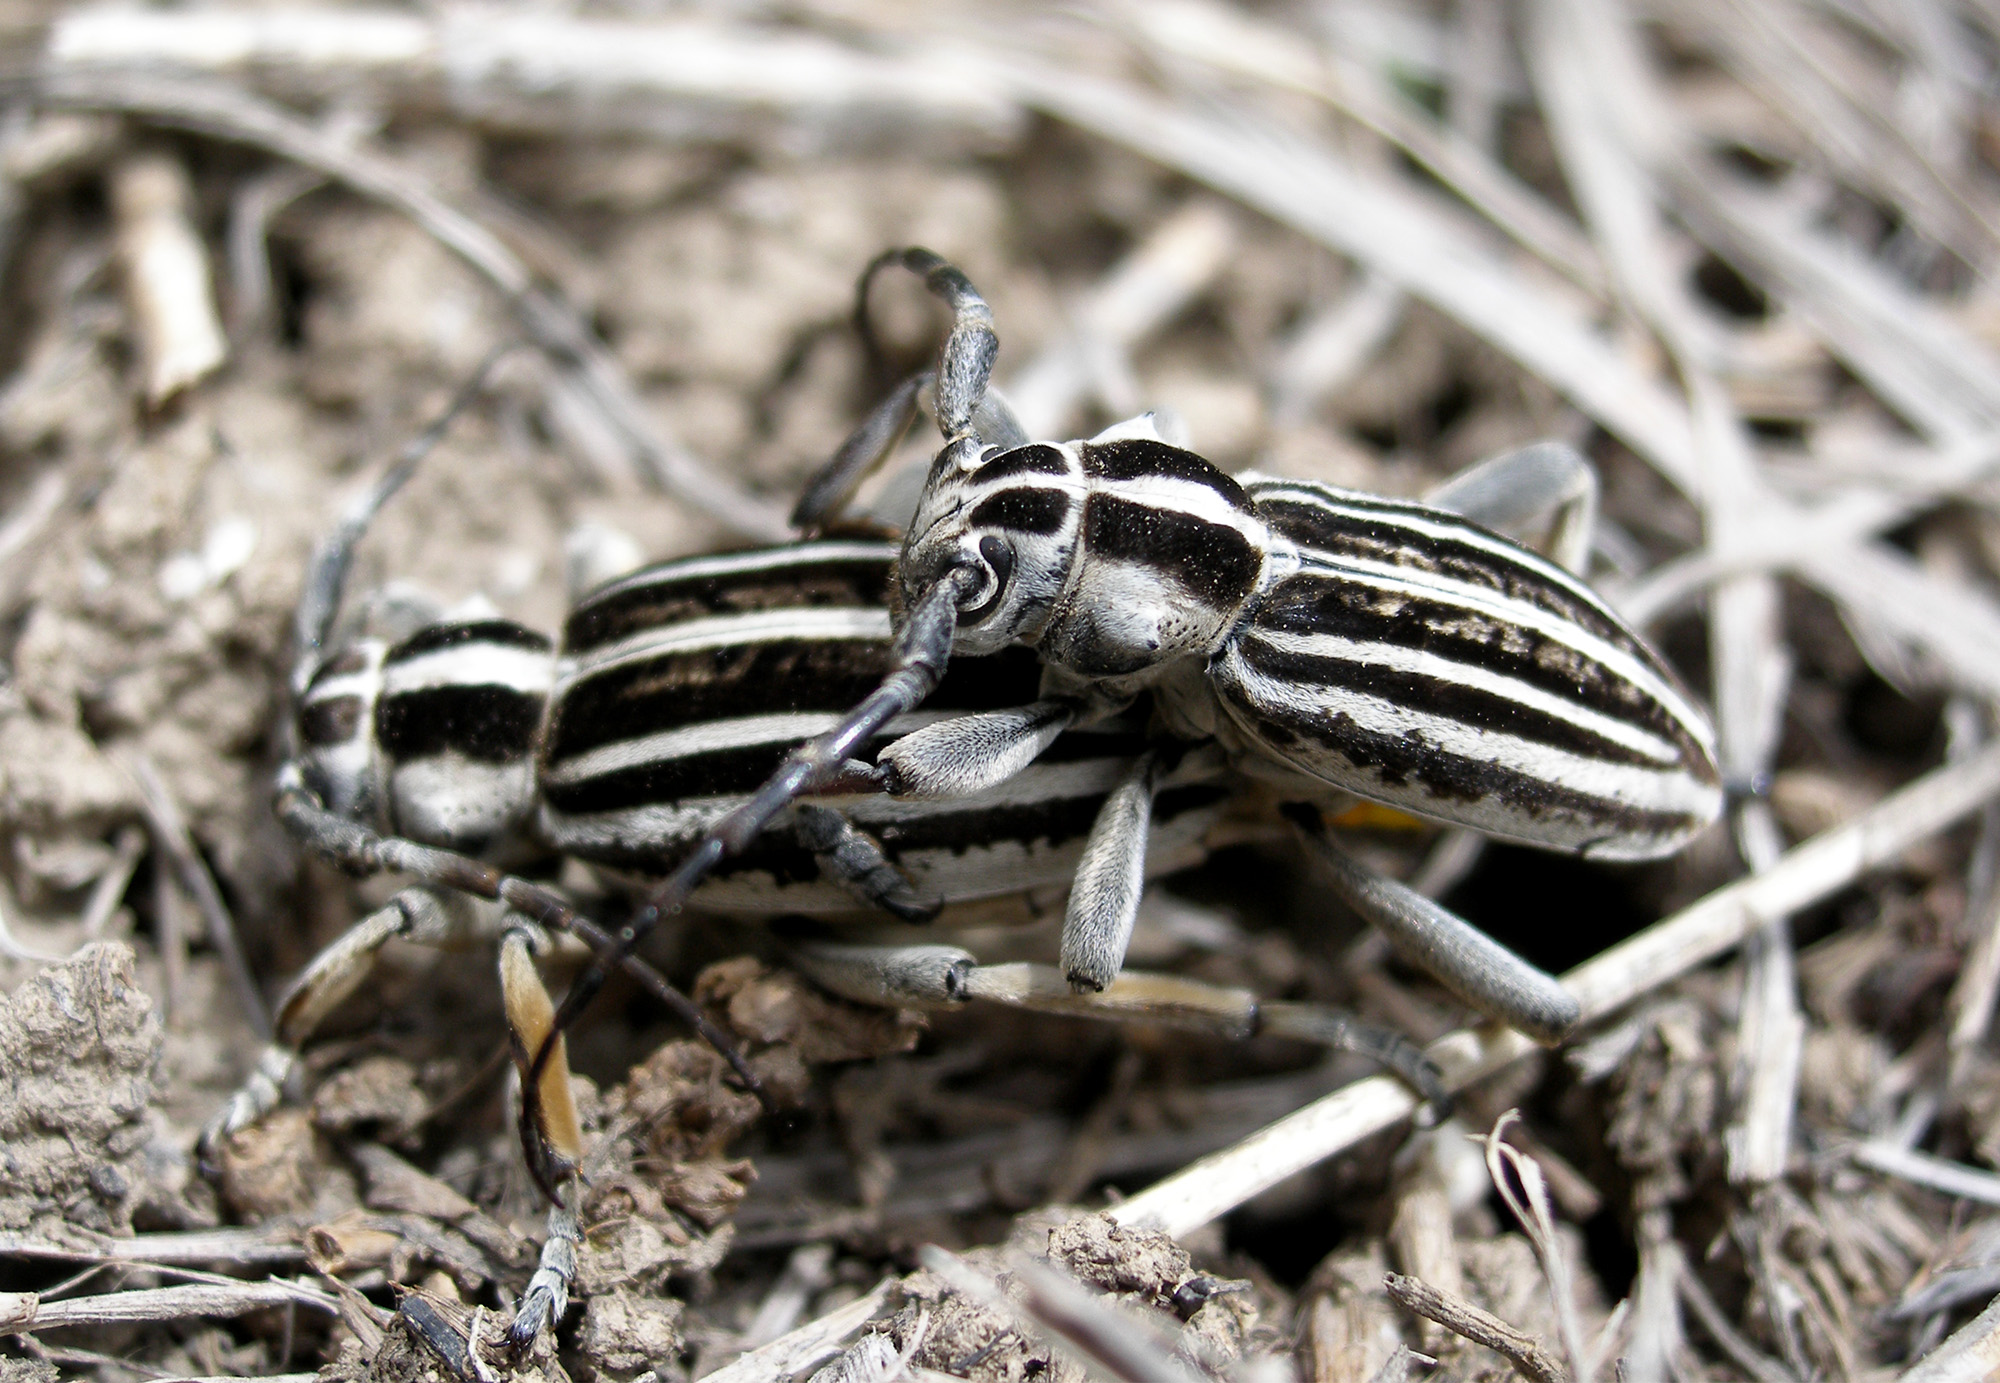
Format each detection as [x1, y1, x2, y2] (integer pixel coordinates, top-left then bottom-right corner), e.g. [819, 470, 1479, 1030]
[545, 246, 1725, 1115]
[213, 369, 1447, 1349]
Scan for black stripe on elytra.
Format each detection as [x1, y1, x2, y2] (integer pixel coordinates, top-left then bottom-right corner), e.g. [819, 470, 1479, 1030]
[1083, 493, 1261, 609]
[969, 487, 1074, 536]
[299, 694, 364, 748]
[1234, 636, 1669, 769]
[546, 640, 1049, 762]
[376, 685, 544, 764]
[545, 740, 816, 813]
[565, 550, 897, 655]
[1244, 571, 1712, 773]
[566, 781, 1231, 879]
[977, 443, 1072, 483]
[384, 620, 552, 665]
[1251, 482, 1453, 533]
[1235, 676, 1698, 840]
[1248, 695, 1688, 835]
[548, 641, 892, 762]
[1256, 494, 1639, 657]
[1080, 439, 1254, 512]
[545, 719, 1134, 817]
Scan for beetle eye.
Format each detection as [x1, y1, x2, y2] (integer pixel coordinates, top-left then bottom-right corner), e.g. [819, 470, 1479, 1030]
[958, 536, 1015, 625]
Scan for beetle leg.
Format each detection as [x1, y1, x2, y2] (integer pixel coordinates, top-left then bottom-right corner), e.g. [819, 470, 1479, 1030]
[1289, 806, 1580, 1045]
[792, 369, 930, 533]
[1422, 440, 1599, 576]
[508, 1202, 582, 1352]
[1061, 752, 1160, 993]
[493, 922, 593, 1351]
[784, 939, 1447, 1112]
[200, 887, 488, 1161]
[499, 925, 585, 1188]
[275, 767, 766, 1111]
[794, 804, 941, 923]
[876, 700, 1078, 797]
[539, 565, 978, 1064]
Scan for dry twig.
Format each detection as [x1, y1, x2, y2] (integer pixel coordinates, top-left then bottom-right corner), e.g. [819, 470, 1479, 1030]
[1113, 738, 2000, 1237]
[1384, 1273, 1569, 1383]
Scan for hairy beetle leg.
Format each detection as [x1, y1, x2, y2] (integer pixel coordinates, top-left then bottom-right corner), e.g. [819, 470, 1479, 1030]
[788, 940, 1449, 1114]
[200, 888, 493, 1161]
[1290, 806, 1581, 1046]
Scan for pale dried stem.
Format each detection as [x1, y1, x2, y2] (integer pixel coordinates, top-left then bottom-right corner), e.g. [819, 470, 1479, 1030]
[36, 68, 789, 542]
[1852, 1141, 2000, 1206]
[700, 1275, 896, 1383]
[1674, 1261, 1799, 1383]
[0, 1281, 336, 1332]
[1267, 271, 1406, 426]
[1950, 853, 2000, 1086]
[1902, 1288, 2000, 1382]
[1484, 1114, 1591, 1383]
[1121, 1, 1610, 297]
[918, 1246, 1196, 1383]
[80, 824, 147, 940]
[1386, 1130, 1462, 1354]
[1623, 1217, 1686, 1383]
[1006, 199, 1236, 438]
[979, 54, 1706, 499]
[742, 1242, 836, 1350]
[1111, 739, 2000, 1238]
[1383, 1273, 1569, 1383]
[45, 7, 1021, 150]
[110, 150, 226, 404]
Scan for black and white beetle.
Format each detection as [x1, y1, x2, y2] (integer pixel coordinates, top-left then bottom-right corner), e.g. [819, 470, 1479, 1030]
[214, 362, 1472, 1348]
[220, 249, 1722, 1349]
[538, 246, 1724, 1155]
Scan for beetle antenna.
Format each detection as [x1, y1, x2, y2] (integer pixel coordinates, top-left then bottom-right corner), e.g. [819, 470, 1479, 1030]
[526, 249, 1003, 1078]
[292, 343, 522, 703]
[856, 246, 998, 441]
[528, 565, 978, 1090]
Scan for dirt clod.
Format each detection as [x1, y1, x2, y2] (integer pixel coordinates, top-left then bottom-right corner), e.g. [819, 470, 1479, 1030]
[0, 942, 160, 1233]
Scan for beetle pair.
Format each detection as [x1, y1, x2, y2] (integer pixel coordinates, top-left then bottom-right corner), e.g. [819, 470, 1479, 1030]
[213, 248, 1722, 1349]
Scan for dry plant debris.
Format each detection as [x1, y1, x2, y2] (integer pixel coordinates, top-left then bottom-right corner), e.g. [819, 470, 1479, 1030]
[11, 2, 2000, 1381]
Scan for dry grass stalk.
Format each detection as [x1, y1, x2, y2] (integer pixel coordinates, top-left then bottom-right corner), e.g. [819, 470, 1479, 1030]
[37, 67, 790, 542]
[1113, 738, 2000, 1237]
[0, 1280, 335, 1331]
[110, 150, 226, 405]
[46, 5, 1022, 150]
[699, 1276, 896, 1383]
[1005, 199, 1235, 438]
[1383, 1272, 1569, 1383]
[1484, 1113, 1591, 1383]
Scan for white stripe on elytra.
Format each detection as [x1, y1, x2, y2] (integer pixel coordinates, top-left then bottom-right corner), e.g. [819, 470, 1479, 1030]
[1247, 478, 1598, 598]
[1243, 626, 1685, 764]
[576, 541, 896, 606]
[542, 708, 960, 785]
[1218, 646, 1720, 827]
[1277, 556, 1710, 749]
[560, 606, 893, 683]
[542, 755, 1141, 847]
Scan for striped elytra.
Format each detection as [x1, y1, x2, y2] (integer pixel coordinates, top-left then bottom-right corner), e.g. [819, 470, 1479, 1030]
[297, 540, 1229, 913]
[900, 432, 1722, 860]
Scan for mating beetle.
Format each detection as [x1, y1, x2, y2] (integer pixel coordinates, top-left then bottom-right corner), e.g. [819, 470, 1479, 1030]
[544, 248, 1722, 1091]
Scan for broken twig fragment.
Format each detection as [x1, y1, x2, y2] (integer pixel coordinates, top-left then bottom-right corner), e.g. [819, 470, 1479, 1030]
[111, 151, 226, 404]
